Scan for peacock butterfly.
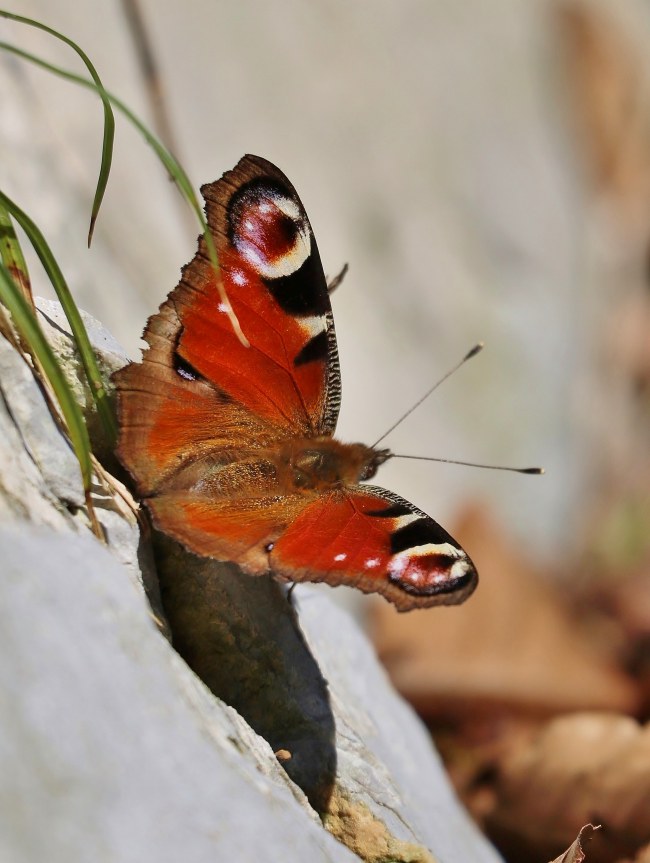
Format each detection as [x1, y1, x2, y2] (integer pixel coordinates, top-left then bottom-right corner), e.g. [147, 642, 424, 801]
[113, 155, 478, 611]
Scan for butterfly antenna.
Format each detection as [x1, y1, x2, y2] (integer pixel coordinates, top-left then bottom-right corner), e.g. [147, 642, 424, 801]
[371, 342, 484, 448]
[391, 454, 544, 475]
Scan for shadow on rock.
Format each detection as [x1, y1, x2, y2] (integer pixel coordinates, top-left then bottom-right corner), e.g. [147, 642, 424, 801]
[153, 533, 336, 811]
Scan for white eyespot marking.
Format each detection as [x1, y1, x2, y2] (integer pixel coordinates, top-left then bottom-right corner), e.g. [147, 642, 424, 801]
[176, 366, 196, 382]
[364, 557, 380, 569]
[391, 512, 422, 530]
[217, 301, 229, 313]
[230, 186, 311, 280]
[389, 541, 460, 574]
[300, 315, 327, 339]
[334, 552, 347, 562]
[272, 195, 302, 222]
[388, 542, 471, 593]
[230, 269, 247, 286]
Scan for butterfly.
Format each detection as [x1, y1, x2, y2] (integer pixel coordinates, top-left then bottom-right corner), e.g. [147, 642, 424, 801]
[114, 155, 478, 611]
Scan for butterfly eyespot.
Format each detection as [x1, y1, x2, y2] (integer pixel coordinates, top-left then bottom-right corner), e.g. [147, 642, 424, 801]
[264, 542, 274, 553]
[228, 180, 310, 280]
[387, 544, 476, 602]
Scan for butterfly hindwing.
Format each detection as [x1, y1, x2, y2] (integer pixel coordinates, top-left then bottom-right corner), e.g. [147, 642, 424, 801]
[269, 486, 477, 611]
[143, 460, 307, 575]
[138, 475, 477, 612]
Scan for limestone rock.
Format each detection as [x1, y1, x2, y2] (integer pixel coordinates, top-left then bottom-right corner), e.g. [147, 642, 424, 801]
[0, 303, 501, 862]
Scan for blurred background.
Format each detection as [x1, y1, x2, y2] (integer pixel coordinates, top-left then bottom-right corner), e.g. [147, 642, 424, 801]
[2, 2, 650, 859]
[3, 0, 628, 560]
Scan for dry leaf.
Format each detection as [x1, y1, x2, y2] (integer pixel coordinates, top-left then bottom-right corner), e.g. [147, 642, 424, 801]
[489, 713, 650, 863]
[550, 824, 600, 863]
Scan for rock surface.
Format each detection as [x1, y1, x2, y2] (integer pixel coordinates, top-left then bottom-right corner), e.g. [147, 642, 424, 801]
[0, 528, 353, 863]
[0, 304, 502, 862]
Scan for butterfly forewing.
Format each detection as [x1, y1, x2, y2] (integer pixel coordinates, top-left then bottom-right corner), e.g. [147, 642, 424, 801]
[195, 157, 341, 434]
[115, 155, 340, 495]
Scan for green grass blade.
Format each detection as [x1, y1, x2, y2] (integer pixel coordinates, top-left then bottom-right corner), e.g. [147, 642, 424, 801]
[0, 38, 248, 346]
[0, 10, 115, 247]
[0, 189, 117, 445]
[0, 205, 33, 309]
[0, 262, 93, 491]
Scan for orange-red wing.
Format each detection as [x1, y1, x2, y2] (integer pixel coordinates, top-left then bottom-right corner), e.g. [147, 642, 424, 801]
[269, 486, 478, 612]
[192, 157, 340, 434]
[114, 155, 340, 496]
[140, 452, 307, 574]
[115, 347, 276, 496]
[135, 475, 477, 612]
[146, 490, 306, 577]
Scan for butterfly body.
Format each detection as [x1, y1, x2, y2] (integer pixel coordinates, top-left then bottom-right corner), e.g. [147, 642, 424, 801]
[114, 155, 478, 611]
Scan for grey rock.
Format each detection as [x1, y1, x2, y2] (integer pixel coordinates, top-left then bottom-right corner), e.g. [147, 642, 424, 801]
[298, 588, 498, 861]
[156, 537, 500, 862]
[0, 302, 147, 600]
[0, 527, 356, 863]
[0, 303, 502, 861]
[0, 332, 81, 527]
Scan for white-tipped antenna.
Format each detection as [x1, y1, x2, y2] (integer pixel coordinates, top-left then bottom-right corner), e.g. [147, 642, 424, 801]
[391, 454, 544, 475]
[371, 342, 484, 448]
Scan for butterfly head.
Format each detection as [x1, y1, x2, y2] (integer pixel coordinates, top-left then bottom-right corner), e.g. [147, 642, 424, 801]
[275, 438, 393, 494]
[359, 447, 392, 481]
